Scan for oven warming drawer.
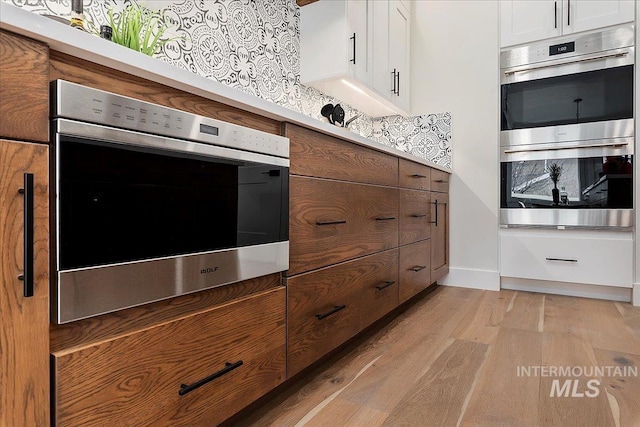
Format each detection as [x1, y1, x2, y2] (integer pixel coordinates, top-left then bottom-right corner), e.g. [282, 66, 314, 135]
[500, 209, 633, 229]
[54, 241, 288, 324]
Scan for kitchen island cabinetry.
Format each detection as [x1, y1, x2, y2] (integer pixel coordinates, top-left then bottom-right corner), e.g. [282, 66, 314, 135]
[0, 29, 50, 427]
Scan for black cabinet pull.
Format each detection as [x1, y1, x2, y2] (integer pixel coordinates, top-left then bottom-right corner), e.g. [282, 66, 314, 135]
[316, 220, 347, 226]
[554, 1, 557, 28]
[375, 281, 395, 291]
[179, 360, 243, 396]
[545, 257, 578, 263]
[316, 304, 346, 320]
[411, 174, 427, 178]
[396, 71, 400, 96]
[411, 214, 428, 218]
[18, 173, 34, 298]
[350, 33, 356, 64]
[434, 179, 447, 183]
[430, 200, 438, 226]
[375, 216, 396, 221]
[410, 265, 427, 272]
[567, 0, 570, 26]
[391, 68, 397, 93]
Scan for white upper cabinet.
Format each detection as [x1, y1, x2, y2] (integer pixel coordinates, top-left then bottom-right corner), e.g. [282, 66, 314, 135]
[500, 0, 635, 47]
[300, 0, 411, 117]
[388, 1, 410, 113]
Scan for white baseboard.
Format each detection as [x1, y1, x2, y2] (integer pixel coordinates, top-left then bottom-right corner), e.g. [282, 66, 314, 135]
[501, 277, 632, 302]
[439, 267, 500, 291]
[634, 283, 640, 307]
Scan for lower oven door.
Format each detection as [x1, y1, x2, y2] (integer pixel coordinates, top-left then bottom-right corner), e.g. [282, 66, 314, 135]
[53, 119, 289, 323]
[500, 138, 634, 228]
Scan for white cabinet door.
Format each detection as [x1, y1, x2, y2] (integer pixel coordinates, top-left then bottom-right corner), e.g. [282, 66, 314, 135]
[347, 0, 372, 86]
[563, 0, 635, 35]
[389, 0, 410, 113]
[371, 0, 390, 99]
[500, 0, 560, 47]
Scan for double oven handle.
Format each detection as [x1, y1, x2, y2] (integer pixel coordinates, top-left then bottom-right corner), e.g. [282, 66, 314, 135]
[503, 50, 630, 76]
[504, 141, 629, 155]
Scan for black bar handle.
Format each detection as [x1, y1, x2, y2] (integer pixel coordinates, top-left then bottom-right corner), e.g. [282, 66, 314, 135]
[375, 281, 395, 291]
[434, 179, 447, 183]
[411, 174, 427, 178]
[350, 33, 356, 64]
[18, 173, 34, 298]
[411, 214, 428, 218]
[545, 257, 578, 263]
[567, 0, 570, 26]
[410, 265, 427, 272]
[554, 2, 557, 28]
[391, 69, 397, 93]
[179, 360, 243, 396]
[316, 304, 346, 320]
[316, 220, 347, 226]
[375, 216, 396, 221]
[430, 200, 438, 226]
[396, 71, 400, 96]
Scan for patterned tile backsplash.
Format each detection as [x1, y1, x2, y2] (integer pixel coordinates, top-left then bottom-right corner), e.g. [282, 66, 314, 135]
[5, 0, 451, 169]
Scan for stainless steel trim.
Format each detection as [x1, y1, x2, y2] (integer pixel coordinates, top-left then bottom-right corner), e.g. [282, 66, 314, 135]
[500, 24, 634, 69]
[500, 119, 634, 147]
[52, 80, 289, 159]
[500, 209, 633, 229]
[54, 119, 289, 168]
[503, 50, 629, 75]
[54, 241, 289, 324]
[500, 137, 633, 162]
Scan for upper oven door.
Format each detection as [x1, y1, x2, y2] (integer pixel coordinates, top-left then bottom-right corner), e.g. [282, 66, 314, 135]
[500, 25, 634, 145]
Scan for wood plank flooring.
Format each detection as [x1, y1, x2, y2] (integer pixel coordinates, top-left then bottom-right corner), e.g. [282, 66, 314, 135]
[222, 287, 640, 427]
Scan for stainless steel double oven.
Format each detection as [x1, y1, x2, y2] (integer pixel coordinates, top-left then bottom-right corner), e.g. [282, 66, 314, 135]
[500, 24, 634, 229]
[51, 80, 290, 323]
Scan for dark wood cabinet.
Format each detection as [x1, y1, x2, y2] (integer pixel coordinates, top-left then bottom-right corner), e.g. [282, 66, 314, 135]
[431, 192, 450, 282]
[52, 288, 286, 427]
[0, 30, 49, 143]
[0, 139, 50, 427]
[287, 249, 398, 377]
[431, 169, 450, 193]
[399, 240, 432, 304]
[399, 158, 431, 190]
[289, 176, 399, 275]
[399, 188, 431, 245]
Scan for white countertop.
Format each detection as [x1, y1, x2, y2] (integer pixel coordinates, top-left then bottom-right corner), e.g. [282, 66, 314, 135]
[1, 3, 449, 172]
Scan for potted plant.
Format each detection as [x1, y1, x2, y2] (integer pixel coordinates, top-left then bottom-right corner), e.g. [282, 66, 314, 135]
[548, 163, 562, 205]
[106, 2, 173, 56]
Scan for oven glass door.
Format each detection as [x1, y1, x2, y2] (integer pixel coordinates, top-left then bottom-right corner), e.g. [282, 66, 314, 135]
[58, 136, 288, 270]
[501, 152, 633, 210]
[501, 65, 633, 131]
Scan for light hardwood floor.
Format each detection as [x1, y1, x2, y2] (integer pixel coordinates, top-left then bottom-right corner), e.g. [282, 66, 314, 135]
[222, 286, 640, 427]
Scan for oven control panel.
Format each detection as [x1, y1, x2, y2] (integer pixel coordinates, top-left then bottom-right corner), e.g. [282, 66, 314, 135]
[51, 80, 289, 159]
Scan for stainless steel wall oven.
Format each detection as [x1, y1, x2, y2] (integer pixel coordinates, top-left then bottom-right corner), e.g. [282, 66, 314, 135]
[51, 80, 289, 323]
[500, 24, 634, 228]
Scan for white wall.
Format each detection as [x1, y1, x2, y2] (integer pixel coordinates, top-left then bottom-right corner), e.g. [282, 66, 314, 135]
[411, 0, 500, 290]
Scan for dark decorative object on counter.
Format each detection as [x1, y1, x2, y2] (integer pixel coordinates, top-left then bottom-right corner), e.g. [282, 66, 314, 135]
[319, 103, 349, 127]
[100, 25, 113, 41]
[70, 0, 86, 31]
[548, 163, 562, 206]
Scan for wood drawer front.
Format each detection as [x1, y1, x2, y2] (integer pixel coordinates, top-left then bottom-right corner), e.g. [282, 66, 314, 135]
[284, 123, 398, 186]
[289, 176, 399, 276]
[399, 240, 432, 304]
[431, 169, 450, 193]
[287, 250, 399, 377]
[52, 288, 286, 427]
[0, 31, 49, 143]
[400, 189, 431, 245]
[399, 159, 431, 190]
[500, 230, 633, 288]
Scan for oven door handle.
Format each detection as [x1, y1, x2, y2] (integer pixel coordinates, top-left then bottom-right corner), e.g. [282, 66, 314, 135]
[504, 141, 629, 154]
[503, 50, 630, 76]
